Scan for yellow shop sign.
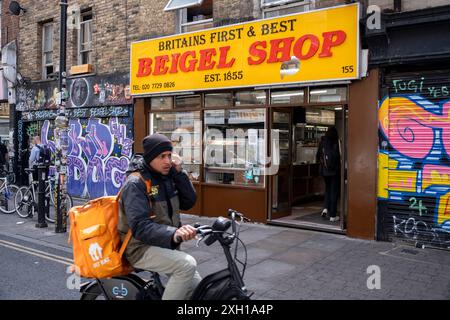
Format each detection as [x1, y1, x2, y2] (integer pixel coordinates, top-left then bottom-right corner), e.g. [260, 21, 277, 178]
[130, 3, 359, 95]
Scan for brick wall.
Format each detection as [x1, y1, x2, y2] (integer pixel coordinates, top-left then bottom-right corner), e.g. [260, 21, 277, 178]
[1, 0, 20, 48]
[16, 0, 360, 81]
[17, 0, 177, 81]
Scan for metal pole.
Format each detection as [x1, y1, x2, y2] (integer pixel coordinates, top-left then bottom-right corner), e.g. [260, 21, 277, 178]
[36, 165, 48, 228]
[55, 0, 68, 233]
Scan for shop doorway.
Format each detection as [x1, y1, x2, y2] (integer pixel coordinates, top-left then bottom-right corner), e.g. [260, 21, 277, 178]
[269, 105, 347, 233]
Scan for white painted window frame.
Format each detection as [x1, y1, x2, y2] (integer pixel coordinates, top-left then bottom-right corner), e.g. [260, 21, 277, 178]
[42, 22, 54, 79]
[77, 12, 93, 65]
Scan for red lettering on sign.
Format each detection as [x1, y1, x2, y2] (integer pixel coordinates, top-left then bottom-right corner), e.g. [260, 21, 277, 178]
[136, 58, 153, 77]
[319, 30, 347, 58]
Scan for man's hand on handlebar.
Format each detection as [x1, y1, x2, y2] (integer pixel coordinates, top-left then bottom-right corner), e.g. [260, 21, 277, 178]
[173, 224, 197, 243]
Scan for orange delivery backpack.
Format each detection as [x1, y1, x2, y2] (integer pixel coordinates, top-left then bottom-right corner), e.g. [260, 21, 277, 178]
[68, 172, 151, 278]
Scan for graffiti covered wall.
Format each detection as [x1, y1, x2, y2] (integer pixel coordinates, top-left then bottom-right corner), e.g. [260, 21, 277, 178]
[378, 75, 450, 249]
[16, 73, 132, 112]
[16, 73, 134, 198]
[38, 113, 133, 198]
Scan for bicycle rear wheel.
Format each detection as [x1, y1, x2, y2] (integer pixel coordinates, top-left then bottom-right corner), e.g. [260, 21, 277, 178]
[14, 186, 34, 218]
[0, 184, 19, 214]
[47, 193, 73, 223]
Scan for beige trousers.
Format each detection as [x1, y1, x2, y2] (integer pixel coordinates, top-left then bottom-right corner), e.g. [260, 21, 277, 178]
[132, 246, 202, 300]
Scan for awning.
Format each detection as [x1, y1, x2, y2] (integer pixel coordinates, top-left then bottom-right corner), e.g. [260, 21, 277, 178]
[164, 0, 204, 11]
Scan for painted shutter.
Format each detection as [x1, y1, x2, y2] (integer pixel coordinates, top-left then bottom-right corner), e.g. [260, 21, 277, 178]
[379, 71, 450, 250]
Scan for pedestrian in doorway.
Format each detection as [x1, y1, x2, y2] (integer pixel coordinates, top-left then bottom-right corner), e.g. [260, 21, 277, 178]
[316, 126, 341, 222]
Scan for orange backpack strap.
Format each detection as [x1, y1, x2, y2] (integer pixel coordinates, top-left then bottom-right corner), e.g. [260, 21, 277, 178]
[118, 172, 152, 258]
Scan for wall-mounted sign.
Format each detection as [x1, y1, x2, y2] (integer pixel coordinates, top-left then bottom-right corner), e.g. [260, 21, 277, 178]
[130, 3, 359, 96]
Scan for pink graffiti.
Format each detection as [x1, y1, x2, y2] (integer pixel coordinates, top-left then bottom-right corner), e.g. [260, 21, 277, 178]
[379, 97, 450, 159]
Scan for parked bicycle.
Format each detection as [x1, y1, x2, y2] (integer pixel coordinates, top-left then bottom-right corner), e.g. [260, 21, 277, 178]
[0, 169, 19, 214]
[80, 209, 252, 300]
[14, 168, 73, 223]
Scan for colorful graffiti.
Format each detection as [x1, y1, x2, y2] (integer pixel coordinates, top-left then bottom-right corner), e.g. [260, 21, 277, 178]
[40, 116, 134, 199]
[17, 85, 59, 111]
[378, 93, 450, 248]
[16, 73, 132, 112]
[68, 74, 132, 108]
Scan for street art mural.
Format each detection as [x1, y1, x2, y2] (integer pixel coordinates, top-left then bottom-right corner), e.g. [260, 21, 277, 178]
[16, 73, 132, 112]
[17, 84, 59, 111]
[378, 90, 450, 249]
[39, 116, 134, 199]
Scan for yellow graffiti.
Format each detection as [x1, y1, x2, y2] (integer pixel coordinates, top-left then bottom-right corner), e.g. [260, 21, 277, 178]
[388, 170, 418, 193]
[378, 153, 419, 197]
[437, 192, 450, 225]
[378, 153, 389, 198]
[423, 168, 450, 190]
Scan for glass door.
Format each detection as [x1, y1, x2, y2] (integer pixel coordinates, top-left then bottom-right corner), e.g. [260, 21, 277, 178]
[269, 108, 292, 219]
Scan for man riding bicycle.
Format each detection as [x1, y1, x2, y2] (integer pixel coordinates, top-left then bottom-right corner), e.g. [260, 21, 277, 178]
[118, 133, 200, 300]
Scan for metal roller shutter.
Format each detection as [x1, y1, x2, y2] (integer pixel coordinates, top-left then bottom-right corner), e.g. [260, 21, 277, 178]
[379, 71, 450, 250]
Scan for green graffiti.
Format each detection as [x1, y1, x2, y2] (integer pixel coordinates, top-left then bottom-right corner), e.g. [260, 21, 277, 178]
[26, 123, 39, 138]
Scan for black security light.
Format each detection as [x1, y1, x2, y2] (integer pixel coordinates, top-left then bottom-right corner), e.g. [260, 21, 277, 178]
[9, 1, 27, 16]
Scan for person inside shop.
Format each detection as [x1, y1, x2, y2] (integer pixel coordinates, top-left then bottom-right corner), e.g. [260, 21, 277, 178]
[118, 133, 201, 300]
[316, 126, 341, 222]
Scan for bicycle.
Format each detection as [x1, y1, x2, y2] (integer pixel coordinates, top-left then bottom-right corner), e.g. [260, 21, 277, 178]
[14, 169, 73, 223]
[0, 169, 20, 214]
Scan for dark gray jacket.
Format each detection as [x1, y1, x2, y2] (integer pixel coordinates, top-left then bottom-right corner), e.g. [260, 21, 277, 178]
[118, 155, 196, 264]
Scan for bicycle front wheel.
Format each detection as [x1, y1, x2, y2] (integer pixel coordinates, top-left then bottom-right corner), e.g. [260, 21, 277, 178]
[15, 186, 34, 218]
[0, 184, 20, 214]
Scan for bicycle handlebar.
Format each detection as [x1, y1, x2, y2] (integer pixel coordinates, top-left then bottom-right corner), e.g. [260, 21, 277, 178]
[176, 209, 249, 244]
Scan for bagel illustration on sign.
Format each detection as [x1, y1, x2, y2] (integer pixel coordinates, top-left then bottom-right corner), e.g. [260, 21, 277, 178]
[280, 56, 300, 79]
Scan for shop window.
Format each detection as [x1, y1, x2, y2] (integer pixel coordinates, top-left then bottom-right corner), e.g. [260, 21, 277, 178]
[309, 87, 347, 103]
[205, 92, 233, 108]
[262, 0, 313, 18]
[235, 91, 266, 106]
[150, 111, 201, 181]
[78, 9, 93, 65]
[204, 108, 266, 187]
[165, 0, 213, 33]
[270, 89, 304, 104]
[175, 94, 201, 108]
[42, 22, 54, 79]
[151, 96, 174, 110]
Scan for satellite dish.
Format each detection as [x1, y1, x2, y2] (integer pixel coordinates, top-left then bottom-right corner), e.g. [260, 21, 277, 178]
[9, 1, 26, 16]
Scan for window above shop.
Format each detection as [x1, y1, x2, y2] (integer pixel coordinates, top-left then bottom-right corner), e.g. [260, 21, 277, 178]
[151, 96, 174, 110]
[175, 94, 201, 108]
[78, 9, 93, 65]
[235, 91, 266, 106]
[309, 87, 347, 103]
[262, 0, 313, 18]
[41, 22, 54, 80]
[175, 0, 213, 33]
[270, 89, 305, 105]
[205, 92, 233, 108]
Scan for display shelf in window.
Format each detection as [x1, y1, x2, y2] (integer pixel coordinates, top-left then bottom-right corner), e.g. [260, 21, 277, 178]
[204, 108, 266, 187]
[150, 111, 201, 182]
